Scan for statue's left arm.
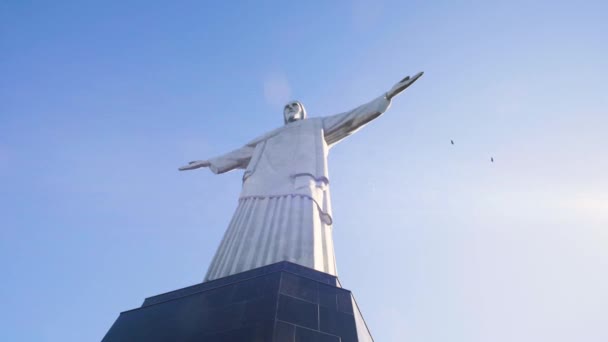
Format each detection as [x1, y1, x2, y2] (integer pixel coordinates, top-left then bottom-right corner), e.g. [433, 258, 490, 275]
[323, 72, 423, 146]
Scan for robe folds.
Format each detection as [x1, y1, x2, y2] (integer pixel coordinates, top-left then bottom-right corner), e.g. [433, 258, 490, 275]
[204, 95, 391, 281]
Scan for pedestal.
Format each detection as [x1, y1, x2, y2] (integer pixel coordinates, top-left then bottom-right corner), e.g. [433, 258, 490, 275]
[103, 261, 373, 341]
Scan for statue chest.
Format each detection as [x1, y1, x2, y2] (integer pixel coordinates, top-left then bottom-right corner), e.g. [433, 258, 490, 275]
[242, 119, 329, 195]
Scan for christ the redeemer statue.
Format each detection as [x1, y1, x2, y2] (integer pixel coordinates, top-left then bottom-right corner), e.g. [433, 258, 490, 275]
[180, 72, 423, 281]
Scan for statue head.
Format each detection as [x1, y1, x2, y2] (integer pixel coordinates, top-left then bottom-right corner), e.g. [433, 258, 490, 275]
[283, 100, 307, 124]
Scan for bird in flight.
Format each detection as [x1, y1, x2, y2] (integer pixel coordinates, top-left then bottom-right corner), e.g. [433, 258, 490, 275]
[451, 139, 454, 145]
[491, 157, 494, 162]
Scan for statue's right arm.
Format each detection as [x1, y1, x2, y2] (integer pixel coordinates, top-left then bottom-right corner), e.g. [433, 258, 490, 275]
[179, 160, 211, 171]
[178, 144, 256, 174]
[178, 125, 283, 174]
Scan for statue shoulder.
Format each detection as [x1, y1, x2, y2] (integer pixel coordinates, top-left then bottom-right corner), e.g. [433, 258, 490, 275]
[245, 125, 287, 146]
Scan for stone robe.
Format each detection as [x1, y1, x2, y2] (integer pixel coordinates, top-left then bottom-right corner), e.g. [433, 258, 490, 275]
[204, 95, 391, 281]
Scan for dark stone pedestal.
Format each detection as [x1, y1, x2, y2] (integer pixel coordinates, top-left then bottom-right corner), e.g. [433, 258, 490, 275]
[103, 261, 373, 341]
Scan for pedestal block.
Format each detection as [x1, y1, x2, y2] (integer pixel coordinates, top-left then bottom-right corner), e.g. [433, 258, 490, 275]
[103, 261, 373, 341]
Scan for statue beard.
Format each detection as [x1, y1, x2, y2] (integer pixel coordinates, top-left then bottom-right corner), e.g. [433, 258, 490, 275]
[285, 112, 302, 123]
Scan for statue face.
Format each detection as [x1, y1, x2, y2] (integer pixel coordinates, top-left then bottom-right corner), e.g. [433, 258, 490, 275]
[284, 101, 304, 123]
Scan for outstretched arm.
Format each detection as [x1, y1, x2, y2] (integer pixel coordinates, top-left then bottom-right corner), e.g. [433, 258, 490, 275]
[178, 144, 255, 174]
[179, 160, 211, 171]
[323, 71, 423, 146]
[386, 71, 423, 100]
[178, 124, 285, 174]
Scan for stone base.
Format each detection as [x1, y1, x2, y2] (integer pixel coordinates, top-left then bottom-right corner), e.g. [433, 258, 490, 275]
[103, 261, 373, 341]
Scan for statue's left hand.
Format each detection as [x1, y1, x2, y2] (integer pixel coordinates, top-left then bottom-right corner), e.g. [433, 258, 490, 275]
[386, 71, 423, 100]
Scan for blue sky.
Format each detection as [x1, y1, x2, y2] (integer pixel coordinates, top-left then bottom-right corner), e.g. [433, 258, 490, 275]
[1, 1, 607, 341]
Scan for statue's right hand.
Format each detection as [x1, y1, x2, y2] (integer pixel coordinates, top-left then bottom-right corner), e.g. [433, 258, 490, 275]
[178, 160, 211, 171]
